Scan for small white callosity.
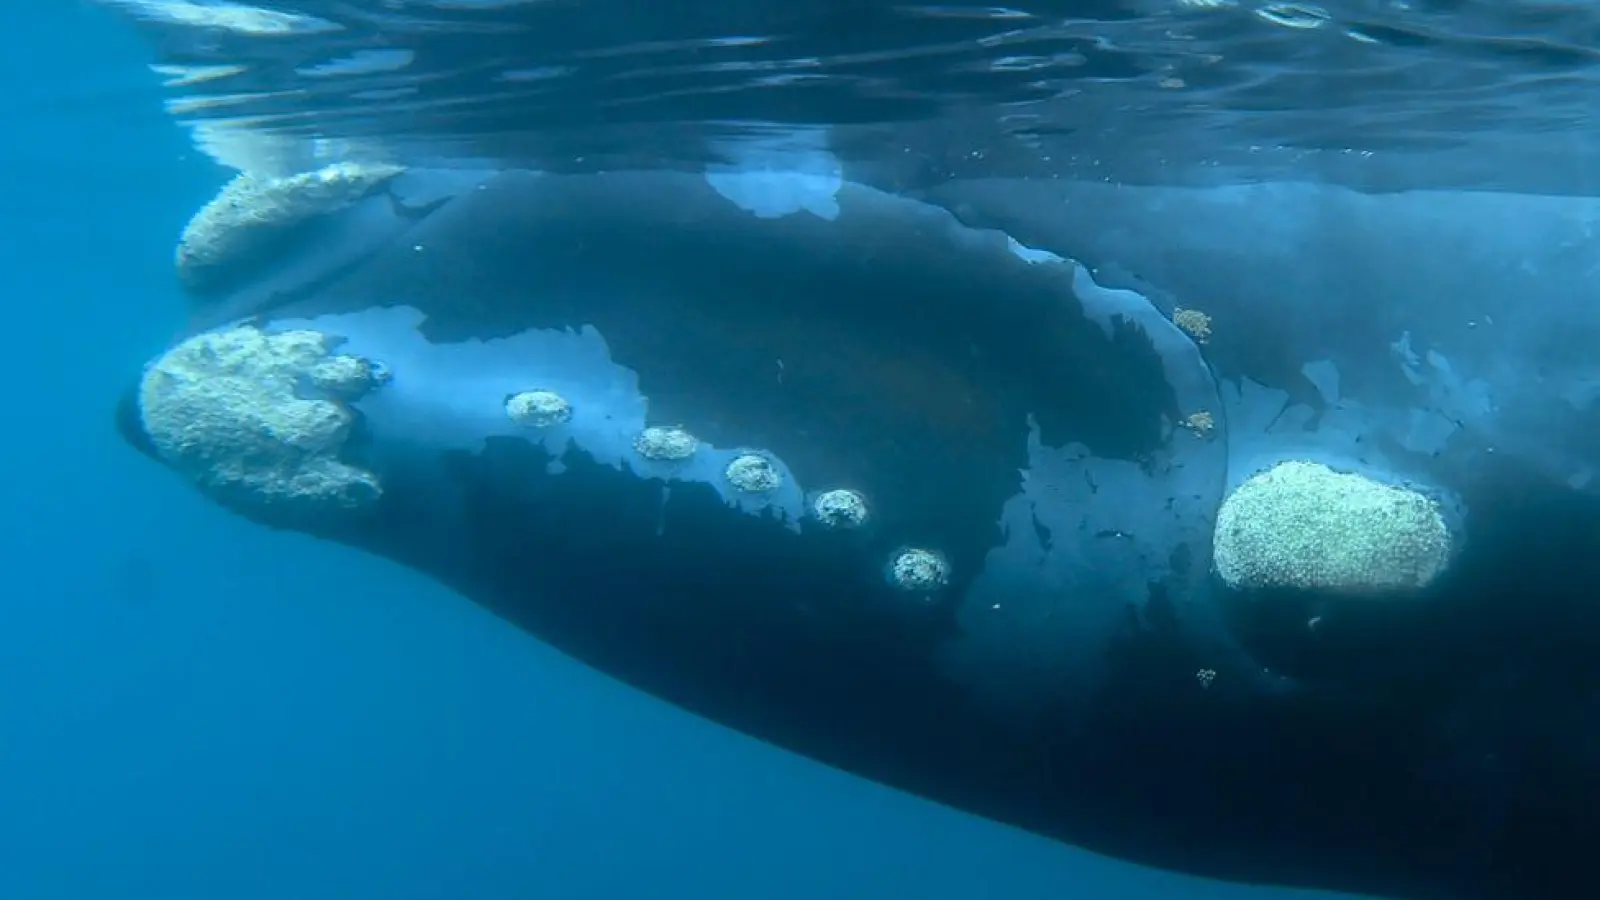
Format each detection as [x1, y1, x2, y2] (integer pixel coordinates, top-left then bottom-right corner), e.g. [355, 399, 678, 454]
[812, 488, 868, 528]
[635, 426, 699, 461]
[890, 548, 950, 592]
[505, 389, 572, 428]
[725, 453, 782, 493]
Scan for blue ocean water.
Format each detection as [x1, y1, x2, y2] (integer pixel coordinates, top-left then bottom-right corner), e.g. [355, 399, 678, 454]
[0, 7, 1363, 899]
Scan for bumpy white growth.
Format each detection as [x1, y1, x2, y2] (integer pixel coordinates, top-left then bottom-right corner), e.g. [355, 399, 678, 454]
[635, 426, 698, 461]
[138, 326, 386, 516]
[725, 453, 782, 493]
[1213, 460, 1452, 594]
[890, 549, 950, 592]
[175, 160, 404, 289]
[505, 390, 572, 428]
[812, 489, 868, 528]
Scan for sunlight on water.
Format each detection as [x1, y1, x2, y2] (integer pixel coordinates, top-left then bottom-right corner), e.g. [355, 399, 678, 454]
[69, 4, 1600, 900]
[93, 0, 1600, 193]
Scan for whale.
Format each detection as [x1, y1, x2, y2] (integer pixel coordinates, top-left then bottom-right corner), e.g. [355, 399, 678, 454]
[116, 165, 1600, 900]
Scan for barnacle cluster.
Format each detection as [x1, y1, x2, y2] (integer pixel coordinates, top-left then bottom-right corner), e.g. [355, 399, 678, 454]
[176, 161, 404, 291]
[138, 326, 388, 519]
[1213, 460, 1452, 595]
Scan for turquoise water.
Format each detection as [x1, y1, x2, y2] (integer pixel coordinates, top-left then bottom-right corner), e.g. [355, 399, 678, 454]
[8, 3, 1600, 899]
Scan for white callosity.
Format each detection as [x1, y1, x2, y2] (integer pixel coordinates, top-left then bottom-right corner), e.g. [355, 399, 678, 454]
[811, 488, 868, 528]
[725, 453, 782, 493]
[138, 326, 387, 517]
[505, 389, 572, 428]
[635, 426, 699, 461]
[175, 161, 404, 290]
[889, 548, 950, 592]
[1213, 460, 1452, 594]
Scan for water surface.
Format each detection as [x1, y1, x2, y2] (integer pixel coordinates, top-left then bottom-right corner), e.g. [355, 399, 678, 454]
[99, 0, 1600, 193]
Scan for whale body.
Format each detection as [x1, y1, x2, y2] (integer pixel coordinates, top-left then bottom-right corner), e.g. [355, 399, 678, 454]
[117, 167, 1600, 900]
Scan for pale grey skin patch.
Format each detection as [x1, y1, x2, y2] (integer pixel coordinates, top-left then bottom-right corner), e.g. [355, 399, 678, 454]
[261, 307, 810, 529]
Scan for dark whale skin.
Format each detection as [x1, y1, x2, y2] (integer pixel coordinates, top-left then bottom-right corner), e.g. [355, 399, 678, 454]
[117, 170, 1599, 900]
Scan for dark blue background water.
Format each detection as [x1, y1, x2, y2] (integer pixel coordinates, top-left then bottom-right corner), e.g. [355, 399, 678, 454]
[0, 7, 1349, 899]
